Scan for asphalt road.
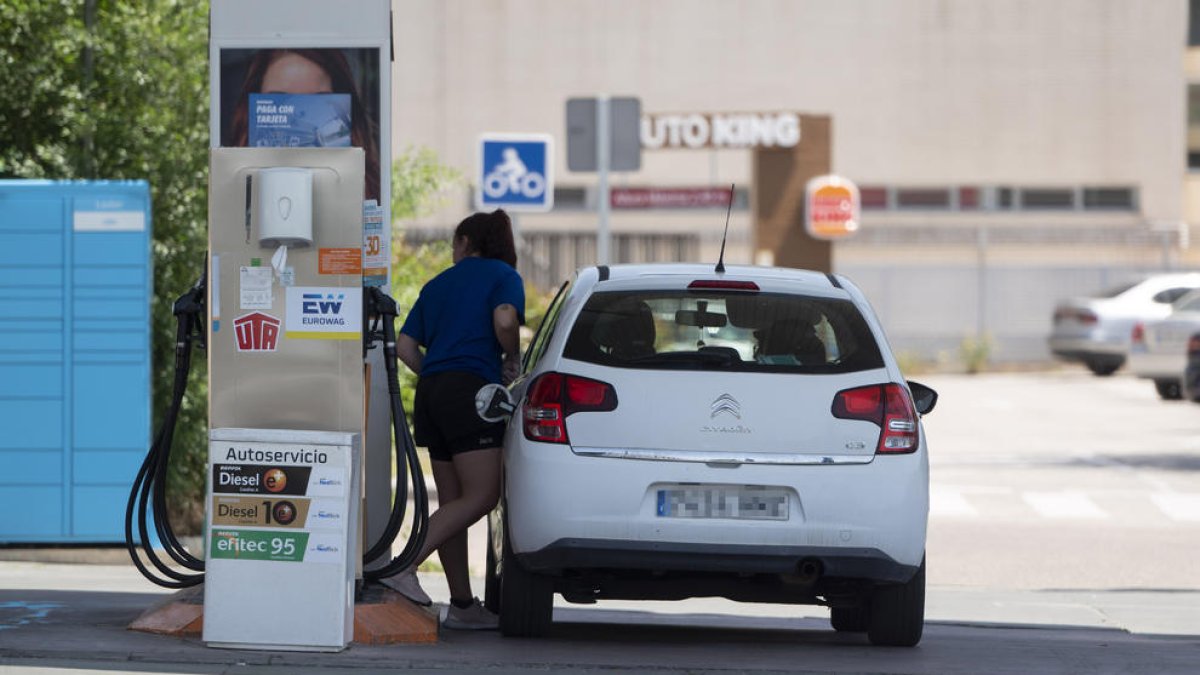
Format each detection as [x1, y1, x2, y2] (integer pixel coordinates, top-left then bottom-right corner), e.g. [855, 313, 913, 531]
[2, 369, 1198, 673]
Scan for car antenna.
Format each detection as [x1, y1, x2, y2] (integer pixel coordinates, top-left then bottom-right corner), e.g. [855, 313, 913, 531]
[715, 183, 734, 274]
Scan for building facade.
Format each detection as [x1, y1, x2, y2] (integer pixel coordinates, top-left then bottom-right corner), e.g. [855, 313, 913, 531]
[391, 0, 1194, 363]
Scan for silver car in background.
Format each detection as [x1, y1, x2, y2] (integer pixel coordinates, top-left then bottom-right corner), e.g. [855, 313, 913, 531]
[1128, 289, 1200, 399]
[1048, 273, 1200, 376]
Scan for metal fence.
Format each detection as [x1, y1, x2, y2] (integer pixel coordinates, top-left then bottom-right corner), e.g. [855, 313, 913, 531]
[837, 224, 1189, 366]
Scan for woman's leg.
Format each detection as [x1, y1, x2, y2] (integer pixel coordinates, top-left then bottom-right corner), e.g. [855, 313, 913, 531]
[430, 459, 469, 602]
[417, 447, 502, 600]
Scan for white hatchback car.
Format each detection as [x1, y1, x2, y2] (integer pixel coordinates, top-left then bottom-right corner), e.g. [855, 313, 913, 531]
[488, 264, 936, 647]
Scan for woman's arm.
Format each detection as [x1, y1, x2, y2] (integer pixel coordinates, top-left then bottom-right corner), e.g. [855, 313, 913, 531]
[396, 333, 423, 375]
[494, 303, 521, 384]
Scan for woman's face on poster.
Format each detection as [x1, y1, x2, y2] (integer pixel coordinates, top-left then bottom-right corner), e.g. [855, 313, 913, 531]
[261, 52, 333, 94]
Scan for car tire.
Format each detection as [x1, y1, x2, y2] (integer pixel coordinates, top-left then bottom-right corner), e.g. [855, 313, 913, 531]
[1085, 359, 1121, 376]
[830, 605, 869, 632]
[867, 557, 925, 647]
[1154, 379, 1183, 401]
[499, 520, 554, 637]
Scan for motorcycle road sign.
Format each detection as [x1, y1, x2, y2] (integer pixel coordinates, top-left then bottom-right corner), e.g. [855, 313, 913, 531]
[477, 133, 554, 212]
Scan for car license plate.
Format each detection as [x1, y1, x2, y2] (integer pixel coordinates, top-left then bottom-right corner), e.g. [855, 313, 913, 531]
[656, 485, 789, 520]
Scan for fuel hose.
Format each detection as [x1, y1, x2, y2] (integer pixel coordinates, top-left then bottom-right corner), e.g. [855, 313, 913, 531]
[125, 276, 429, 587]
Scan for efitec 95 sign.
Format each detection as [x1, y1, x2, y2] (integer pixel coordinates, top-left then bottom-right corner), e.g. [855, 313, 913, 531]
[805, 175, 860, 241]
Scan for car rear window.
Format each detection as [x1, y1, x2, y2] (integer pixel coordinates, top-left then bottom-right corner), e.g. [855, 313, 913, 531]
[562, 290, 885, 374]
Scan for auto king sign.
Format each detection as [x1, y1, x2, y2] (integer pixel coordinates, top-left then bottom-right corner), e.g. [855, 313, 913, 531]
[805, 175, 860, 241]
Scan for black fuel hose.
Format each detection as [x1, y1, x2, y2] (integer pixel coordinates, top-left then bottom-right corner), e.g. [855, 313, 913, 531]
[126, 278, 428, 588]
[360, 287, 429, 580]
[124, 270, 206, 588]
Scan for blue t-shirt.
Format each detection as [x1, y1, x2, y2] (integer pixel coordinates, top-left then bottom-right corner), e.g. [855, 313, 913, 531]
[400, 257, 525, 383]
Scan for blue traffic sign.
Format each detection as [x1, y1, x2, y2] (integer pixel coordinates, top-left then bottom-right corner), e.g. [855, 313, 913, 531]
[477, 134, 554, 212]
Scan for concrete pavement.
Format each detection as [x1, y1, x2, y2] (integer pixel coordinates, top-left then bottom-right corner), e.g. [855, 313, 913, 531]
[1, 559, 1198, 674]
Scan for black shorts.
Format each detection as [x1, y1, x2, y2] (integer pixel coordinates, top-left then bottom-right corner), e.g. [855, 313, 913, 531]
[413, 371, 507, 462]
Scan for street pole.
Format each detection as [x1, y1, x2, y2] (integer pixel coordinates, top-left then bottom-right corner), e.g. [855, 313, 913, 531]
[596, 96, 611, 265]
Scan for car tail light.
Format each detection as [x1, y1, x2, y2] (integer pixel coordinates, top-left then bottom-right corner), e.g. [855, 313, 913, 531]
[1188, 333, 1200, 356]
[831, 383, 919, 454]
[1054, 308, 1097, 326]
[1131, 322, 1145, 345]
[688, 280, 760, 292]
[523, 372, 618, 444]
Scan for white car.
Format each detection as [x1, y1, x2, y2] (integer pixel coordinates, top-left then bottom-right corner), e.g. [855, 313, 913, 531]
[1048, 273, 1200, 376]
[1128, 289, 1200, 400]
[488, 264, 936, 647]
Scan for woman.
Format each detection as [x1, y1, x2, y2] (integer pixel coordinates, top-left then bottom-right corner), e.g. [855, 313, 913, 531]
[386, 209, 523, 630]
[225, 48, 381, 203]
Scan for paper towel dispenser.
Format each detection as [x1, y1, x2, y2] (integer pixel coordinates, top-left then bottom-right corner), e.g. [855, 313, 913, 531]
[257, 167, 313, 248]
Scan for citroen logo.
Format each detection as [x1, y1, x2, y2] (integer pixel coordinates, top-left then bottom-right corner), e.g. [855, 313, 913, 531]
[277, 196, 293, 220]
[710, 393, 741, 419]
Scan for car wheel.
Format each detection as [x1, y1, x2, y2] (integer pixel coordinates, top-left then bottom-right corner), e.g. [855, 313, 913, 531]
[867, 557, 925, 647]
[499, 519, 554, 637]
[1085, 358, 1121, 376]
[1154, 379, 1183, 401]
[484, 515, 500, 614]
[830, 605, 869, 632]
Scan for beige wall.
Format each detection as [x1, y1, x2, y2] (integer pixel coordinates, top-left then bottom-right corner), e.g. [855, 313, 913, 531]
[392, 0, 1187, 232]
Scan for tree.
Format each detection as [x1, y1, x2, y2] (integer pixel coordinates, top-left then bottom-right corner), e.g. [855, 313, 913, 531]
[0, 1, 210, 528]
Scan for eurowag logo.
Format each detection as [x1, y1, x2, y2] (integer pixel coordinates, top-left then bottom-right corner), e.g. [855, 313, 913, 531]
[301, 292, 347, 326]
[285, 287, 361, 337]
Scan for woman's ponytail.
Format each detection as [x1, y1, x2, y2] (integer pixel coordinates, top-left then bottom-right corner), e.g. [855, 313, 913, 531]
[454, 209, 518, 268]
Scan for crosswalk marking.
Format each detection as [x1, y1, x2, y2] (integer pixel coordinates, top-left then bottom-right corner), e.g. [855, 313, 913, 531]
[1151, 493, 1200, 522]
[929, 489, 978, 517]
[1022, 491, 1108, 519]
[928, 486, 1200, 526]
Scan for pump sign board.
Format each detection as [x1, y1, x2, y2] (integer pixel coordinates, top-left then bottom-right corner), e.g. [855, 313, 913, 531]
[805, 175, 861, 241]
[476, 134, 554, 212]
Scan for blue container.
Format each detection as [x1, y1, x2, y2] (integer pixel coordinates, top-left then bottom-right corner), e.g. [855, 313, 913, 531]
[0, 180, 152, 543]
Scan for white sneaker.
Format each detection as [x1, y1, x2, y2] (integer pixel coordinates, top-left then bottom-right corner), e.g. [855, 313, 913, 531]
[380, 569, 431, 607]
[442, 598, 499, 630]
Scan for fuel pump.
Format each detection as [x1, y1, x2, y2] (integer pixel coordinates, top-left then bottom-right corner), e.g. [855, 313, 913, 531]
[125, 147, 429, 650]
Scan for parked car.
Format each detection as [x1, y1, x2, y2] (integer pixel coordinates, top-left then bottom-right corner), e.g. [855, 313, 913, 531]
[488, 264, 936, 647]
[1048, 273, 1200, 376]
[1128, 289, 1200, 399]
[1184, 332, 1200, 403]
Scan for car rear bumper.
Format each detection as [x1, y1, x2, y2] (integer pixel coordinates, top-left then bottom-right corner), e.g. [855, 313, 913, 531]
[1127, 350, 1185, 380]
[516, 538, 919, 584]
[1047, 336, 1126, 360]
[503, 437, 929, 570]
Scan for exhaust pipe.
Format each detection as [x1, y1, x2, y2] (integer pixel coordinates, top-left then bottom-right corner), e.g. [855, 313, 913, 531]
[796, 558, 823, 583]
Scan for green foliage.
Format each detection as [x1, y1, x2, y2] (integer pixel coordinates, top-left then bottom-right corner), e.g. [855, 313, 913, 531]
[387, 150, 557, 416]
[0, 1, 210, 530]
[959, 333, 993, 374]
[391, 146, 460, 222]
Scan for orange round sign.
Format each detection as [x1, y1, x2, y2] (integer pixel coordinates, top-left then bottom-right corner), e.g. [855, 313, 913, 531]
[806, 176, 860, 240]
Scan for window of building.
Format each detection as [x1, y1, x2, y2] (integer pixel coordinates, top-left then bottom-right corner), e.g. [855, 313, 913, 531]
[997, 187, 1015, 209]
[1082, 187, 1136, 210]
[1190, 0, 1200, 46]
[895, 188, 950, 209]
[1019, 188, 1075, 209]
[958, 187, 980, 210]
[1189, 84, 1200, 170]
[554, 187, 588, 210]
[859, 186, 888, 209]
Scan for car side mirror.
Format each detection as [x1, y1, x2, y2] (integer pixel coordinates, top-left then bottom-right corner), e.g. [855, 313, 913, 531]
[907, 380, 938, 415]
